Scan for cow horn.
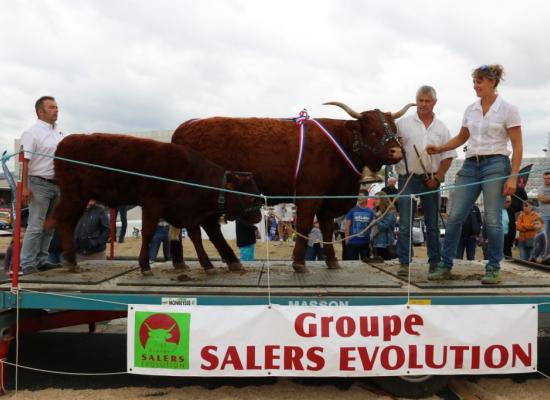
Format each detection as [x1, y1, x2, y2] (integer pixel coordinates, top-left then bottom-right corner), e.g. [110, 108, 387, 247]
[391, 103, 416, 119]
[323, 102, 362, 119]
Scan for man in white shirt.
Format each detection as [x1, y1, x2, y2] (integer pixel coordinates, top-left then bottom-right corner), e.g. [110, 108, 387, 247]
[395, 86, 456, 276]
[19, 96, 64, 274]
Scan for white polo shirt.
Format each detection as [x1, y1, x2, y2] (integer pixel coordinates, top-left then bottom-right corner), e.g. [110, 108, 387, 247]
[395, 113, 457, 176]
[20, 119, 64, 179]
[462, 96, 521, 158]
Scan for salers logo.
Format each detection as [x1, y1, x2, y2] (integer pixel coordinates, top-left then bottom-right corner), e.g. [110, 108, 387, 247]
[134, 312, 191, 370]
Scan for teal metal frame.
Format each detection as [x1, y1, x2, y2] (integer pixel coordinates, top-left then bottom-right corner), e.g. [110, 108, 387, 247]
[2, 291, 550, 312]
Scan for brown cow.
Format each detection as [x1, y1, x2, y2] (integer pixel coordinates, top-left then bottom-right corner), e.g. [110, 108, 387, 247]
[171, 102, 414, 272]
[47, 133, 262, 276]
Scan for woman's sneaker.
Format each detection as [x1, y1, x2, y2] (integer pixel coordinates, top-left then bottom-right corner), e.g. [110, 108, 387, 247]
[481, 267, 501, 284]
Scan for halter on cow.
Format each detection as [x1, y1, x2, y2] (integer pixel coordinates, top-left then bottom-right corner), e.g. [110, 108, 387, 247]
[218, 171, 263, 222]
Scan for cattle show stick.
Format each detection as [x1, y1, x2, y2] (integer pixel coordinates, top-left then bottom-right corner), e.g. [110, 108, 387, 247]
[412, 144, 433, 180]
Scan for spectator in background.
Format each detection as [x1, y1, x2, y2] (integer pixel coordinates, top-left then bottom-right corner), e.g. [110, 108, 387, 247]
[382, 176, 399, 210]
[511, 177, 528, 215]
[274, 203, 293, 242]
[537, 171, 550, 238]
[236, 218, 258, 261]
[456, 205, 482, 260]
[516, 200, 540, 261]
[4, 239, 15, 275]
[371, 191, 397, 260]
[268, 216, 278, 241]
[149, 220, 170, 264]
[344, 189, 374, 261]
[529, 217, 547, 264]
[74, 200, 110, 262]
[503, 195, 516, 257]
[334, 215, 347, 260]
[305, 218, 324, 261]
[114, 205, 128, 243]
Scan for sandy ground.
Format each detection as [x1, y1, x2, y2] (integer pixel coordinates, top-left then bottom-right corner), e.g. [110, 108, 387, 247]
[5, 377, 550, 400]
[2, 380, 422, 400]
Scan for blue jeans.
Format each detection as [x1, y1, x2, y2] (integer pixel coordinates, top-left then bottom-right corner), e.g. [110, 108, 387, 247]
[149, 225, 170, 262]
[344, 243, 370, 260]
[397, 174, 440, 266]
[518, 241, 533, 261]
[544, 217, 550, 240]
[305, 244, 324, 261]
[20, 177, 59, 269]
[441, 155, 510, 270]
[456, 236, 477, 260]
[115, 206, 128, 242]
[48, 252, 63, 264]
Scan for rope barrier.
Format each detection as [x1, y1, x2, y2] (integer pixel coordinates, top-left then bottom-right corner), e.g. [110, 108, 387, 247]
[15, 288, 130, 307]
[0, 359, 127, 376]
[0, 148, 545, 200]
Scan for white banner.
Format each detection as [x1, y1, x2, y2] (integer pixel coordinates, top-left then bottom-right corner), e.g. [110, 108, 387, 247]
[127, 304, 537, 377]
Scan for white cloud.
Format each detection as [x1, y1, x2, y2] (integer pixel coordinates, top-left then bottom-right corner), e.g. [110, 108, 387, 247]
[1, 0, 549, 163]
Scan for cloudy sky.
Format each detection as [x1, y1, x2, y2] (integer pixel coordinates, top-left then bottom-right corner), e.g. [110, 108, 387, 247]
[1, 0, 549, 165]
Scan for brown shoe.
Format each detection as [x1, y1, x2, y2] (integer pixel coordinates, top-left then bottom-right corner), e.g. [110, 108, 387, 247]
[398, 263, 409, 276]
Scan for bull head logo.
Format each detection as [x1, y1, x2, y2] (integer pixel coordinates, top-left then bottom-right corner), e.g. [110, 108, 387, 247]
[145, 322, 176, 341]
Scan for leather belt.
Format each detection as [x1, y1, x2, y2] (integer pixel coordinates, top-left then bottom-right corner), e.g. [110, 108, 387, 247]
[466, 154, 499, 162]
[32, 175, 56, 184]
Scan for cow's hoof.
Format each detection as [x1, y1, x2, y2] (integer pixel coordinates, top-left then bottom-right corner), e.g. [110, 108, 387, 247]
[141, 269, 153, 277]
[173, 262, 190, 271]
[65, 263, 80, 273]
[227, 262, 244, 272]
[177, 273, 192, 282]
[326, 260, 342, 270]
[292, 263, 310, 273]
[204, 267, 217, 275]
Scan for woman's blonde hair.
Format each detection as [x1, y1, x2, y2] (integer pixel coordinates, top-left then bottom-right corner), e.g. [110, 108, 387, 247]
[472, 64, 505, 87]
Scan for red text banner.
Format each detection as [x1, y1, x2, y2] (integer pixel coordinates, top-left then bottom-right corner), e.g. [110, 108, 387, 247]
[127, 304, 537, 377]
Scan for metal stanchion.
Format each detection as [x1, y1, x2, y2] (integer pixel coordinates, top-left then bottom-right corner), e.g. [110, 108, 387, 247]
[11, 147, 24, 289]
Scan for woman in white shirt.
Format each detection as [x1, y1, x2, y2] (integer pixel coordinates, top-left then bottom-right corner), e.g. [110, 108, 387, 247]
[426, 64, 523, 284]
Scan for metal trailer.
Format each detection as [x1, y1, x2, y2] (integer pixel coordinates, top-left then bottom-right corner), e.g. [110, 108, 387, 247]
[0, 258, 549, 398]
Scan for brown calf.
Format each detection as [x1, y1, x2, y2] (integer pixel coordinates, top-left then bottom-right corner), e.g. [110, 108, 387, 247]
[48, 133, 262, 275]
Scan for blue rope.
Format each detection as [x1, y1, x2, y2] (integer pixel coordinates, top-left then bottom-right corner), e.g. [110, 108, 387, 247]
[1, 149, 546, 200]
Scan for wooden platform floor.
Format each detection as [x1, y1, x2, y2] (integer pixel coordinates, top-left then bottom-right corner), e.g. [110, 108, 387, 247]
[2, 259, 550, 297]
